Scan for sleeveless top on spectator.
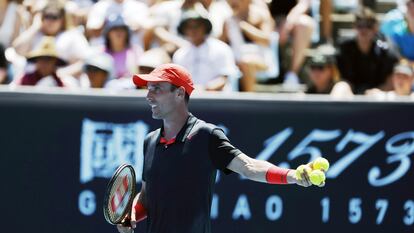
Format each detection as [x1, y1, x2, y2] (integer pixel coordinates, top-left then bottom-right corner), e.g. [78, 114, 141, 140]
[0, 2, 18, 47]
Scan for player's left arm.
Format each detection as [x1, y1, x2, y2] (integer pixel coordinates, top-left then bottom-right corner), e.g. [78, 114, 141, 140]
[227, 153, 312, 187]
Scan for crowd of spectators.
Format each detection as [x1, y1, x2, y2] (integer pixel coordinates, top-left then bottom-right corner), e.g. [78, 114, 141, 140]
[0, 0, 413, 98]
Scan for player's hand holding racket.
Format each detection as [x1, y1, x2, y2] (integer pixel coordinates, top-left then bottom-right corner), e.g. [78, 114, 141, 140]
[117, 192, 144, 233]
[103, 164, 136, 232]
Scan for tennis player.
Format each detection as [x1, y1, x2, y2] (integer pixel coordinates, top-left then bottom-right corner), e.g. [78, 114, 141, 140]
[117, 63, 322, 233]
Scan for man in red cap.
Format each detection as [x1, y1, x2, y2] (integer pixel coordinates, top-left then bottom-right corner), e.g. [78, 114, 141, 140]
[117, 63, 323, 233]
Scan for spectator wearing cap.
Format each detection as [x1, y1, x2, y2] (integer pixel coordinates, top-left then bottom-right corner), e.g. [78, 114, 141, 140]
[141, 0, 200, 53]
[144, 0, 231, 54]
[305, 45, 353, 97]
[336, 7, 399, 94]
[380, 0, 414, 61]
[392, 59, 414, 96]
[103, 14, 143, 79]
[173, 7, 239, 91]
[136, 47, 171, 75]
[80, 52, 115, 89]
[16, 36, 66, 87]
[366, 59, 414, 98]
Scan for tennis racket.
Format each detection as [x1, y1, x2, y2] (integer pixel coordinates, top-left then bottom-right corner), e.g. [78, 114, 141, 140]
[103, 164, 136, 225]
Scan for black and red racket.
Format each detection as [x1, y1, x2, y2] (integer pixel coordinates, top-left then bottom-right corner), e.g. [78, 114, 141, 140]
[103, 164, 136, 225]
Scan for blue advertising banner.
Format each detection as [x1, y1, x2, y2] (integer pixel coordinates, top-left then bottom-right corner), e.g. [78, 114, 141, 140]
[0, 89, 413, 233]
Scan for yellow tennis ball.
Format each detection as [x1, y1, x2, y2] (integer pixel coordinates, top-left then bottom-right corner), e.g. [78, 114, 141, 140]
[295, 164, 312, 180]
[313, 157, 330, 172]
[309, 170, 326, 186]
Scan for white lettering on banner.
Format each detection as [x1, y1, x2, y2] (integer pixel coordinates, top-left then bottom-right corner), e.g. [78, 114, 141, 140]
[329, 130, 384, 178]
[321, 197, 330, 223]
[79, 119, 149, 184]
[288, 129, 341, 164]
[375, 199, 389, 225]
[404, 200, 414, 225]
[232, 194, 252, 220]
[79, 190, 96, 216]
[368, 132, 414, 187]
[255, 128, 414, 187]
[211, 194, 219, 219]
[209, 195, 412, 226]
[349, 197, 362, 224]
[265, 195, 283, 221]
[256, 128, 293, 161]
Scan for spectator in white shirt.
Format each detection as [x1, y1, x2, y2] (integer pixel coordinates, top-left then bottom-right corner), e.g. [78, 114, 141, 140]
[173, 7, 239, 92]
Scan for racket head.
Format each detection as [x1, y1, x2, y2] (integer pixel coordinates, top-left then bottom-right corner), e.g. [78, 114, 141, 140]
[103, 164, 136, 225]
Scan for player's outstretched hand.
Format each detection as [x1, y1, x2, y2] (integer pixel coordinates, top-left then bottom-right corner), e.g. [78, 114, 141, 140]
[291, 157, 330, 187]
[288, 165, 312, 187]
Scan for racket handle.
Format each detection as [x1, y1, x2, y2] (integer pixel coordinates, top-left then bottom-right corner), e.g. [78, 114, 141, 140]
[121, 217, 131, 227]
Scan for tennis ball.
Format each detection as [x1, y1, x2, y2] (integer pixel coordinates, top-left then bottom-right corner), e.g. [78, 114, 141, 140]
[295, 164, 312, 180]
[313, 157, 330, 172]
[309, 170, 326, 186]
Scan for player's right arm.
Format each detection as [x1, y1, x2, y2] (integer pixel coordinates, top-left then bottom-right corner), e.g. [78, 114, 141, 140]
[131, 181, 147, 227]
[117, 181, 147, 233]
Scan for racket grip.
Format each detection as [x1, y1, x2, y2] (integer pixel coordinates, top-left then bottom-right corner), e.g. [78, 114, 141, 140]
[121, 217, 131, 227]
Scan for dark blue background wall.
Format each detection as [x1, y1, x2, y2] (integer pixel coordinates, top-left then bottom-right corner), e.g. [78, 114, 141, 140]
[0, 90, 413, 233]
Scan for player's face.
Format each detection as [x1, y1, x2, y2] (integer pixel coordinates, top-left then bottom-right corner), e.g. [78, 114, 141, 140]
[146, 82, 179, 119]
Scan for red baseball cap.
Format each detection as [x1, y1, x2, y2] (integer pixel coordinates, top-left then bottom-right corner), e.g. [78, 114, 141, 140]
[133, 63, 195, 95]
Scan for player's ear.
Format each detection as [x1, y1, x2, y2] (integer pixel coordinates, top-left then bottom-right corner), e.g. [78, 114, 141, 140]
[177, 86, 186, 99]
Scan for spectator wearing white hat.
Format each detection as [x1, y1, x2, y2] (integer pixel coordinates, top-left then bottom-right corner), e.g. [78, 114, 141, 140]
[390, 59, 414, 96]
[81, 52, 115, 89]
[366, 59, 414, 98]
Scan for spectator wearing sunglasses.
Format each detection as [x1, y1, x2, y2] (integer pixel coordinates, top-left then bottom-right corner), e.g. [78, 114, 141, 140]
[305, 45, 353, 97]
[12, 1, 90, 77]
[336, 7, 398, 94]
[380, 0, 414, 62]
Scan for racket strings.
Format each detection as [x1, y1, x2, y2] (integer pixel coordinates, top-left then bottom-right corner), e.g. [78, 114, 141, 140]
[105, 167, 135, 223]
